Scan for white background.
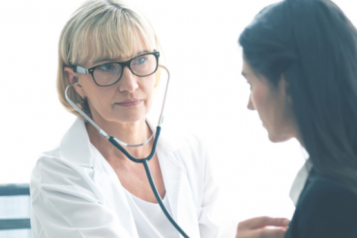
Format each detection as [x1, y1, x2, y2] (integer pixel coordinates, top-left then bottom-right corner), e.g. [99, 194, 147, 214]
[0, 0, 356, 236]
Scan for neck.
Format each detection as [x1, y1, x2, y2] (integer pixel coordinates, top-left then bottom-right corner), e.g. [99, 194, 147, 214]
[87, 113, 154, 161]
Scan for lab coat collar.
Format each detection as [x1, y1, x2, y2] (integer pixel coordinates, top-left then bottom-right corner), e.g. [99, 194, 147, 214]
[289, 159, 312, 205]
[59, 118, 94, 167]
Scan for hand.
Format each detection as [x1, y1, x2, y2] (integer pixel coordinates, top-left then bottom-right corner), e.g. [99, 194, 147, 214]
[236, 216, 290, 238]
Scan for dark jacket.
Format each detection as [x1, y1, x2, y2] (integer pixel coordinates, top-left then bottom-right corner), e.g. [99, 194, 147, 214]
[285, 171, 357, 238]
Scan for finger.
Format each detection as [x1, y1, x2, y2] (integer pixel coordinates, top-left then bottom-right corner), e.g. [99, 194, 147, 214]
[239, 217, 290, 230]
[236, 227, 287, 238]
[259, 228, 287, 238]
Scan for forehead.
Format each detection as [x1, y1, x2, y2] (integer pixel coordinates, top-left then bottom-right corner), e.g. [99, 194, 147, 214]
[78, 32, 155, 67]
[68, 12, 156, 66]
[92, 50, 150, 64]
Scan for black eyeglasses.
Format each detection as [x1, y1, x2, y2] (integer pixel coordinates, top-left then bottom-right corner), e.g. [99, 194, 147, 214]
[71, 52, 160, 87]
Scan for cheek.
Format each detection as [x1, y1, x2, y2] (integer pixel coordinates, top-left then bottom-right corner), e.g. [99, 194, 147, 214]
[250, 84, 277, 131]
[137, 76, 156, 114]
[85, 84, 112, 103]
[80, 78, 115, 114]
[142, 75, 155, 98]
[251, 84, 291, 141]
[81, 77, 103, 103]
[78, 75, 94, 93]
[250, 85, 268, 115]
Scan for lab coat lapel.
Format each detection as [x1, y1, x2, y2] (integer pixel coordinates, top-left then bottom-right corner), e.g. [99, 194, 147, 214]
[157, 135, 201, 238]
[157, 149, 182, 220]
[59, 118, 94, 167]
[146, 119, 183, 225]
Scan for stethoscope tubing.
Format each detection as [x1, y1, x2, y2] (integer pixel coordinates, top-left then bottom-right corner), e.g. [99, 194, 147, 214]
[109, 131, 190, 238]
[143, 160, 190, 238]
[65, 65, 190, 238]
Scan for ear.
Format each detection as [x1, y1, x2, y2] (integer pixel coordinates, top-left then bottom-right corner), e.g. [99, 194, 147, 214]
[279, 74, 292, 104]
[63, 67, 86, 98]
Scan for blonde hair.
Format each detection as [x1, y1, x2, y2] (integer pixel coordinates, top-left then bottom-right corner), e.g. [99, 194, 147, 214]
[57, 0, 163, 119]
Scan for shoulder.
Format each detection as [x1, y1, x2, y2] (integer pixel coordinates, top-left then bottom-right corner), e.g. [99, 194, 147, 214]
[31, 147, 95, 199]
[288, 176, 357, 237]
[299, 176, 357, 214]
[32, 147, 63, 180]
[32, 146, 88, 178]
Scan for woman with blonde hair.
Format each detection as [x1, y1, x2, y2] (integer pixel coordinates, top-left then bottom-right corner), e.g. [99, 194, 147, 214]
[30, 0, 220, 237]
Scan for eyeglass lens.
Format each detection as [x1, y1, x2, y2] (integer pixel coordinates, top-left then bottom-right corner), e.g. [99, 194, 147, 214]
[93, 54, 157, 86]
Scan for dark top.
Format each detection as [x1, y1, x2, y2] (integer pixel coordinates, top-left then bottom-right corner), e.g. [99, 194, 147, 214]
[285, 171, 357, 238]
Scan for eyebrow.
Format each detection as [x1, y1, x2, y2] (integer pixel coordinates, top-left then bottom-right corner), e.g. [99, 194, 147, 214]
[93, 50, 150, 64]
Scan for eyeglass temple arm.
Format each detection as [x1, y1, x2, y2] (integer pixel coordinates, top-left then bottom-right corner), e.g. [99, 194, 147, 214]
[73, 65, 89, 74]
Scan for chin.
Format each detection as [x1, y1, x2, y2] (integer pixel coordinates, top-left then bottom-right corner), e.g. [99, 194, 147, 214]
[112, 115, 144, 124]
[111, 105, 150, 123]
[267, 132, 294, 143]
[108, 108, 145, 122]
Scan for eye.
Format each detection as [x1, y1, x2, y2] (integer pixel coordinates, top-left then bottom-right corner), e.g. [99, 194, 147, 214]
[133, 56, 147, 65]
[98, 63, 114, 71]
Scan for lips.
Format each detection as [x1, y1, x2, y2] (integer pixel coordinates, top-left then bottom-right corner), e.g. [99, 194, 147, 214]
[115, 99, 142, 107]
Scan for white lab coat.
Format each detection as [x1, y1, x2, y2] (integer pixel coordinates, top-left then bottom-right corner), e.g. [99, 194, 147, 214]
[30, 118, 220, 238]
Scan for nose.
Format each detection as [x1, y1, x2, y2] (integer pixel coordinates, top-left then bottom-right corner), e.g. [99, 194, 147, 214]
[118, 66, 139, 92]
[247, 94, 255, 110]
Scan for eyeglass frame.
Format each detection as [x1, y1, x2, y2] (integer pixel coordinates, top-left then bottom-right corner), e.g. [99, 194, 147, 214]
[70, 51, 160, 87]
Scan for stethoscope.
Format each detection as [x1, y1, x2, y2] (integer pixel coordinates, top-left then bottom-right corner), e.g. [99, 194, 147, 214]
[65, 65, 190, 238]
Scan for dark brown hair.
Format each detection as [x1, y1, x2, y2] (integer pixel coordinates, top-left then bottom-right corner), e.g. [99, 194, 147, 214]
[239, 0, 357, 188]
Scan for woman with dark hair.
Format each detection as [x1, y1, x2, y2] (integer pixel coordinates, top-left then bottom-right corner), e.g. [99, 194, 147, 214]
[237, 0, 357, 237]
